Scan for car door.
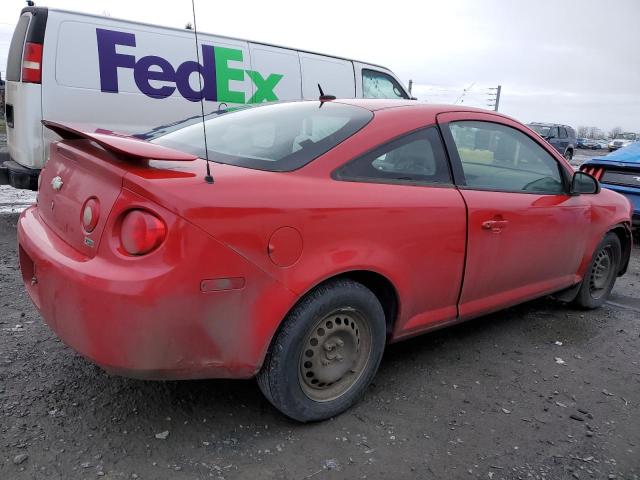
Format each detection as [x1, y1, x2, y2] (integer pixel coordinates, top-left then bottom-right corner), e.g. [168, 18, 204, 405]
[557, 127, 570, 154]
[437, 111, 591, 320]
[334, 126, 466, 337]
[547, 126, 562, 153]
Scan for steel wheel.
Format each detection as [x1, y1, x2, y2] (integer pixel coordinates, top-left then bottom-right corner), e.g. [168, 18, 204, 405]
[589, 246, 615, 299]
[299, 309, 372, 402]
[257, 279, 386, 421]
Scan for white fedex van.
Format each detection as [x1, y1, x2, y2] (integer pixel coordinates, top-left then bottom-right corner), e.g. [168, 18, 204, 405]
[1, 6, 411, 190]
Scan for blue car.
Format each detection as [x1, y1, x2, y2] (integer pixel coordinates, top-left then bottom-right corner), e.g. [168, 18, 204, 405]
[581, 142, 640, 227]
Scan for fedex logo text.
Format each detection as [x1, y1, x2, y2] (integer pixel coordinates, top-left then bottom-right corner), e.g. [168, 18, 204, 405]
[96, 28, 283, 103]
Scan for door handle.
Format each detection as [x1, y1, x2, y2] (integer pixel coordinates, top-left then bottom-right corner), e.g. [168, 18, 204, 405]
[482, 219, 509, 232]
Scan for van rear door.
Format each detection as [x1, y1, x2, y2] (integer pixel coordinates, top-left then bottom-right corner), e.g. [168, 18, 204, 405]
[3, 7, 48, 189]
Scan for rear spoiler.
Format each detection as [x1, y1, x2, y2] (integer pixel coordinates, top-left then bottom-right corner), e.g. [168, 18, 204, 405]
[42, 120, 198, 161]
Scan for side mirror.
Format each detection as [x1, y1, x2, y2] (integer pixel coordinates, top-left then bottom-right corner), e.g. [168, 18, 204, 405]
[571, 171, 600, 195]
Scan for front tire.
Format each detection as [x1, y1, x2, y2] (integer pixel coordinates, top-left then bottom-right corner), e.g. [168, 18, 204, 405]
[572, 233, 621, 309]
[564, 149, 573, 161]
[257, 279, 386, 422]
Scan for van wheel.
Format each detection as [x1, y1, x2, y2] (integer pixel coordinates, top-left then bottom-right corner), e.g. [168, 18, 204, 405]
[572, 233, 621, 309]
[257, 279, 386, 422]
[564, 149, 573, 161]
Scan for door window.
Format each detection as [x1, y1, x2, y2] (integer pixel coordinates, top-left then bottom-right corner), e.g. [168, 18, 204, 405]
[362, 69, 409, 99]
[558, 127, 568, 139]
[335, 127, 451, 184]
[448, 121, 565, 194]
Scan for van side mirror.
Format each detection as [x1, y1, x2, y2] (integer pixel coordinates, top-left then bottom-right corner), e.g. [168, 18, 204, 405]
[571, 171, 600, 195]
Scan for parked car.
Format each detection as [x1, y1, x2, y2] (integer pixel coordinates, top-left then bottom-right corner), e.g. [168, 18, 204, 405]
[581, 141, 640, 228]
[592, 139, 609, 150]
[608, 133, 638, 152]
[578, 138, 599, 149]
[18, 100, 632, 422]
[1, 6, 410, 190]
[526, 122, 577, 160]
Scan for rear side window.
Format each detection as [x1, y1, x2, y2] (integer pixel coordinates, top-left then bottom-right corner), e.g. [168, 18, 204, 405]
[559, 127, 568, 139]
[335, 127, 452, 185]
[152, 102, 373, 172]
[362, 69, 409, 99]
[6, 15, 30, 81]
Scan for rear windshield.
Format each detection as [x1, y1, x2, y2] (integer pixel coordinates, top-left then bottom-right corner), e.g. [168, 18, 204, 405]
[6, 14, 31, 81]
[151, 101, 373, 172]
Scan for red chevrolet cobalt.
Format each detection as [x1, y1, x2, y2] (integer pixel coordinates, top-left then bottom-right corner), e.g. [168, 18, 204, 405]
[18, 100, 632, 421]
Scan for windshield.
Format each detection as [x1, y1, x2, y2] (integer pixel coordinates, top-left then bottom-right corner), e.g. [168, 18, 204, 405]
[528, 124, 550, 137]
[151, 101, 373, 172]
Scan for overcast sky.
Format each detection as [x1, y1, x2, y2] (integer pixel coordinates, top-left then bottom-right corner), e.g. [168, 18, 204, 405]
[1, 0, 639, 133]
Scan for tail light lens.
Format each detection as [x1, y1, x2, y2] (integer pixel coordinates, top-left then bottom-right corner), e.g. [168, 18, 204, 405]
[22, 42, 43, 84]
[120, 210, 166, 256]
[81, 198, 100, 233]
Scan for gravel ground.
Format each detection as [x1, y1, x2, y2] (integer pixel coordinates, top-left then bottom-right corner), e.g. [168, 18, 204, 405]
[0, 210, 639, 480]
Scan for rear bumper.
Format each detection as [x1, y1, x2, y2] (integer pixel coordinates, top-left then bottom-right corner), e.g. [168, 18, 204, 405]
[17, 205, 297, 380]
[0, 156, 40, 190]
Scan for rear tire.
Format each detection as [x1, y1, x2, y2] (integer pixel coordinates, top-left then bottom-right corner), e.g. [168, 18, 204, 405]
[572, 233, 621, 309]
[564, 149, 573, 161]
[257, 279, 386, 422]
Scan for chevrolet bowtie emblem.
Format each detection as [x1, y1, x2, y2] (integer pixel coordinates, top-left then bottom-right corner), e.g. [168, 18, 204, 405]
[51, 176, 64, 191]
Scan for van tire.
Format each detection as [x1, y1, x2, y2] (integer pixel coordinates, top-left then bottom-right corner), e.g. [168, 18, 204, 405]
[257, 279, 386, 422]
[564, 149, 573, 161]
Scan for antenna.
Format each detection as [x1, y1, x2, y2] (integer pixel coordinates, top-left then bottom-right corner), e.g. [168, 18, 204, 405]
[318, 84, 336, 102]
[190, 0, 214, 184]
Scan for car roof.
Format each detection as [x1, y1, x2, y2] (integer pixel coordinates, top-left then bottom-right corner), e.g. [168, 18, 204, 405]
[332, 99, 498, 115]
[585, 141, 640, 165]
[528, 122, 573, 128]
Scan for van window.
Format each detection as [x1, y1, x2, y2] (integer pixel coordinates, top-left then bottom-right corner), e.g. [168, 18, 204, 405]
[6, 15, 31, 81]
[152, 101, 373, 172]
[362, 69, 408, 99]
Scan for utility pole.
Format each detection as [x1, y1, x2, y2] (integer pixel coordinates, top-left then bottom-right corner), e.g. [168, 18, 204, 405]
[487, 85, 502, 111]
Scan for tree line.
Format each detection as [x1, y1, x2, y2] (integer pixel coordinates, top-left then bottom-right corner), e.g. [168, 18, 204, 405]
[576, 125, 626, 139]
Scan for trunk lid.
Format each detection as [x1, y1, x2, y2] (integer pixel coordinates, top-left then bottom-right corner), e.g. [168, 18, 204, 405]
[37, 141, 125, 257]
[38, 122, 197, 257]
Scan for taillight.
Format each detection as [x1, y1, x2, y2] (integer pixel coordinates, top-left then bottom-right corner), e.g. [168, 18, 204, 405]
[81, 198, 100, 233]
[120, 210, 166, 256]
[22, 42, 43, 83]
[581, 166, 605, 181]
